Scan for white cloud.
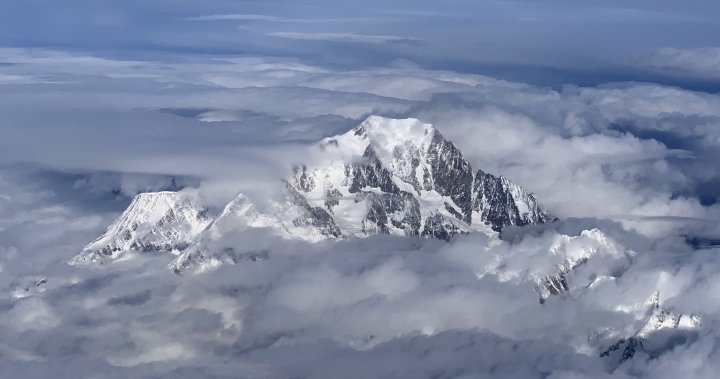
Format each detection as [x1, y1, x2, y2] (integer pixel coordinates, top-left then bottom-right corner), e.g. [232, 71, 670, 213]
[7, 298, 59, 331]
[2, 47, 720, 377]
[0, 215, 716, 377]
[3, 48, 720, 237]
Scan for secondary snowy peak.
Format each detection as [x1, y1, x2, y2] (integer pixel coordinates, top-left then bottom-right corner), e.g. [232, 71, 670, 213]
[169, 193, 285, 273]
[600, 291, 701, 362]
[70, 191, 212, 265]
[536, 229, 630, 301]
[201, 193, 283, 236]
[457, 227, 699, 362]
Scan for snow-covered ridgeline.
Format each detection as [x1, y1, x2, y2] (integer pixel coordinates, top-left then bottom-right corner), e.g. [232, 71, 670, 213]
[72, 115, 553, 270]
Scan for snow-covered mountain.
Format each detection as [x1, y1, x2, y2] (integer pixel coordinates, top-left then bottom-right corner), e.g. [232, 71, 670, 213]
[538, 231, 702, 362]
[70, 191, 212, 265]
[282, 115, 552, 240]
[72, 116, 554, 270]
[599, 291, 701, 362]
[169, 194, 283, 273]
[472, 227, 701, 362]
[536, 229, 631, 302]
[64, 115, 702, 366]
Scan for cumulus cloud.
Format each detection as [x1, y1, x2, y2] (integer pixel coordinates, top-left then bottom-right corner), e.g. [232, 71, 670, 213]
[3, 47, 720, 235]
[3, 0, 720, 376]
[0, 206, 717, 378]
[3, 44, 720, 378]
[413, 85, 720, 239]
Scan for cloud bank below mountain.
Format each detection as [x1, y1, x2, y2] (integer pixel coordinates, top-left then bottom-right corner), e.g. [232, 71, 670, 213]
[2, 46, 720, 378]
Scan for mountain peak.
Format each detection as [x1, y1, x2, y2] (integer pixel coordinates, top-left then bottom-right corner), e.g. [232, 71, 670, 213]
[352, 115, 434, 143]
[323, 116, 436, 158]
[302, 116, 553, 237]
[70, 190, 212, 265]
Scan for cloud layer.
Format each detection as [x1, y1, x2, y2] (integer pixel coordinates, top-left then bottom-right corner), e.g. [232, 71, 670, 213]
[2, 43, 720, 378]
[2, 48, 720, 237]
[3, 0, 720, 87]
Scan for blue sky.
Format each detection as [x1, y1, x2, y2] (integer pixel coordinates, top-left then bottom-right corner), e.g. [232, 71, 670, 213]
[3, 0, 720, 89]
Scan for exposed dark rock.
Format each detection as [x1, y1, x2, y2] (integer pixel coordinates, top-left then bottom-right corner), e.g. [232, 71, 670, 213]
[348, 146, 400, 194]
[444, 202, 464, 221]
[425, 131, 474, 223]
[358, 191, 421, 236]
[285, 180, 343, 238]
[600, 337, 643, 362]
[473, 170, 522, 231]
[292, 165, 315, 192]
[421, 213, 466, 241]
[324, 187, 343, 213]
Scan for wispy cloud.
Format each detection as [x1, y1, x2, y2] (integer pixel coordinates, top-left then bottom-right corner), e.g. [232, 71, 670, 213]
[185, 13, 386, 24]
[641, 47, 720, 78]
[266, 31, 421, 45]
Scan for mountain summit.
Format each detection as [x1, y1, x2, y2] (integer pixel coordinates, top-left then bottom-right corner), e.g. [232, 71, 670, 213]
[289, 115, 553, 238]
[72, 116, 553, 270]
